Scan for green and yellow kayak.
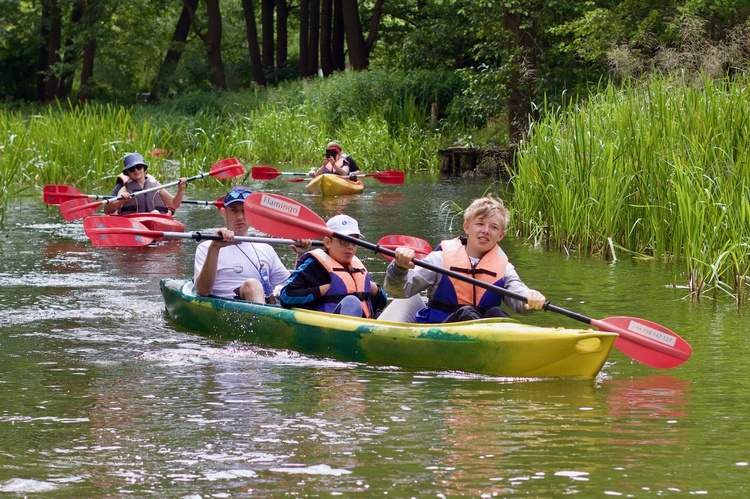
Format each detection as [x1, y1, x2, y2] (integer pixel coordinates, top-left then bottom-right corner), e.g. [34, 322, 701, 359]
[305, 174, 364, 196]
[160, 279, 616, 379]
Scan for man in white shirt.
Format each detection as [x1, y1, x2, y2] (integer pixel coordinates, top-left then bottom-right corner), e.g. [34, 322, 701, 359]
[193, 187, 308, 302]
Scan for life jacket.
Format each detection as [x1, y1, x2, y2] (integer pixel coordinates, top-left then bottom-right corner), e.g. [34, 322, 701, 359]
[418, 237, 508, 323]
[120, 177, 168, 214]
[309, 248, 374, 317]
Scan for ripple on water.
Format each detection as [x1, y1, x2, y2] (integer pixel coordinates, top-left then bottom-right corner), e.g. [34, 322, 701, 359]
[0, 478, 60, 493]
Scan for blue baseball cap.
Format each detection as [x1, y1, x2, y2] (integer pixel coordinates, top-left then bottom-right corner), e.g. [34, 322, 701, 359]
[123, 153, 148, 173]
[223, 187, 252, 207]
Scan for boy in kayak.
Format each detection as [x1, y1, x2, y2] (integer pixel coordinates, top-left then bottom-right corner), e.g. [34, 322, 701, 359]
[384, 195, 546, 323]
[193, 187, 309, 303]
[310, 141, 359, 179]
[279, 214, 387, 318]
[104, 152, 186, 215]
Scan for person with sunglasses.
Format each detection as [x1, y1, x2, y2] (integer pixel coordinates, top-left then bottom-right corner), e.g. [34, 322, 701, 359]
[193, 187, 310, 303]
[103, 152, 186, 215]
[279, 214, 387, 318]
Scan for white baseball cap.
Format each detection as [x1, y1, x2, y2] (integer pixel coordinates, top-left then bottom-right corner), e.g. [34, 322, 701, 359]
[326, 214, 364, 238]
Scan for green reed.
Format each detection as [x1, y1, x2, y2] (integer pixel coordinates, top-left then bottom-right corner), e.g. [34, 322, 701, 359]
[0, 76, 446, 214]
[513, 74, 750, 302]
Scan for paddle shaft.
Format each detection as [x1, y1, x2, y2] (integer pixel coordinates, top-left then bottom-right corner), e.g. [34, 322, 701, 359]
[88, 226, 323, 247]
[64, 161, 239, 214]
[329, 230, 686, 360]
[50, 193, 220, 207]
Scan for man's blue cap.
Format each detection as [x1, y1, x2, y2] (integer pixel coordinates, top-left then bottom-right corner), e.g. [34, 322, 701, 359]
[223, 187, 252, 207]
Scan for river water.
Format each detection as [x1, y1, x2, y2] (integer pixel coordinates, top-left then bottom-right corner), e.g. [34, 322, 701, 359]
[1, 173, 748, 496]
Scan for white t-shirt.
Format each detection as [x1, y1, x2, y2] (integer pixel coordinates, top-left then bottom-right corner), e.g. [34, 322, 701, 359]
[193, 241, 291, 299]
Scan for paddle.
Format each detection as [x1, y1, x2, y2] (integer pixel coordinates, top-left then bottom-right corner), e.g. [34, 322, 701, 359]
[59, 158, 244, 221]
[376, 234, 432, 260]
[44, 185, 225, 209]
[251, 166, 405, 184]
[243, 192, 692, 369]
[82, 216, 324, 248]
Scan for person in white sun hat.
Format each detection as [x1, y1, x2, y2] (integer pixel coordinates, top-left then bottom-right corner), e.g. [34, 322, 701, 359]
[279, 214, 387, 318]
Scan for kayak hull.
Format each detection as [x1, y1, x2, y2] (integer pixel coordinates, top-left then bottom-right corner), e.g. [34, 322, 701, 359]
[305, 174, 364, 196]
[120, 213, 185, 232]
[160, 279, 615, 379]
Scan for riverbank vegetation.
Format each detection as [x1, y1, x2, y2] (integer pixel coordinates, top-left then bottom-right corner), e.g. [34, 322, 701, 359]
[0, 69, 459, 200]
[512, 74, 750, 303]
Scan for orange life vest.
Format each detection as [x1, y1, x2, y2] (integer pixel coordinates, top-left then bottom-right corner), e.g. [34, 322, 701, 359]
[309, 249, 374, 317]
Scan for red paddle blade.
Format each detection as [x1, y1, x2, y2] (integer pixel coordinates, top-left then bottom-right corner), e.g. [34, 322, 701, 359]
[591, 316, 692, 369]
[251, 166, 282, 180]
[60, 197, 101, 221]
[44, 185, 85, 204]
[210, 158, 245, 178]
[370, 170, 405, 184]
[83, 216, 158, 247]
[287, 177, 307, 183]
[244, 192, 329, 239]
[376, 235, 432, 260]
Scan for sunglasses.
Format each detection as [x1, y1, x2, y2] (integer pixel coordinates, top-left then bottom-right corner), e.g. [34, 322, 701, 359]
[126, 165, 145, 173]
[226, 190, 251, 201]
[332, 237, 359, 247]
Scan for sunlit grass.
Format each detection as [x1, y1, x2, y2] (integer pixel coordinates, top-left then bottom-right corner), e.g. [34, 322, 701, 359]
[512, 74, 750, 302]
[0, 74, 448, 215]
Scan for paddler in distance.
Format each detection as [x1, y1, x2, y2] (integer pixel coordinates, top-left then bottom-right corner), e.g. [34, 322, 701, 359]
[104, 152, 186, 215]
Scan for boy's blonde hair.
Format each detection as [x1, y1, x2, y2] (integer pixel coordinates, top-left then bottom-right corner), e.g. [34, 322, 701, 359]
[463, 195, 509, 232]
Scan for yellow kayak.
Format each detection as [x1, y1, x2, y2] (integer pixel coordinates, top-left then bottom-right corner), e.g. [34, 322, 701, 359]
[305, 174, 365, 196]
[160, 279, 616, 379]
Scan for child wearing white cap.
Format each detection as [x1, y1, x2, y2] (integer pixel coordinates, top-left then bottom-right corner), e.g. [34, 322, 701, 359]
[279, 214, 387, 318]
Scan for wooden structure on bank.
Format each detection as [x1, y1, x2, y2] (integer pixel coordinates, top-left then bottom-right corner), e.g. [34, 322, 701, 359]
[438, 146, 515, 179]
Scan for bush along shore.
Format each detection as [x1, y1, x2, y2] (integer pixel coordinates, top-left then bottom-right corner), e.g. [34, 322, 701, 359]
[512, 74, 750, 303]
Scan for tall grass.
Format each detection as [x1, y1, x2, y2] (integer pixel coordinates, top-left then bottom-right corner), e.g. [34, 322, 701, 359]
[513, 74, 750, 302]
[0, 70, 456, 215]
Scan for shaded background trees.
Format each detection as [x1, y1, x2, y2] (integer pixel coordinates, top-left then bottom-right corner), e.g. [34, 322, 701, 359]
[3, 0, 750, 144]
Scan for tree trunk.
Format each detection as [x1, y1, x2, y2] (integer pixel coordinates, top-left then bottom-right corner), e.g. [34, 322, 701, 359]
[242, 0, 266, 86]
[276, 0, 288, 75]
[340, 0, 367, 70]
[261, 0, 274, 73]
[38, 0, 62, 102]
[79, 0, 97, 102]
[308, 0, 320, 75]
[364, 0, 383, 52]
[319, 0, 333, 75]
[58, 0, 84, 99]
[149, 0, 198, 101]
[332, 0, 345, 70]
[503, 9, 534, 144]
[203, 0, 226, 90]
[298, 0, 310, 77]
